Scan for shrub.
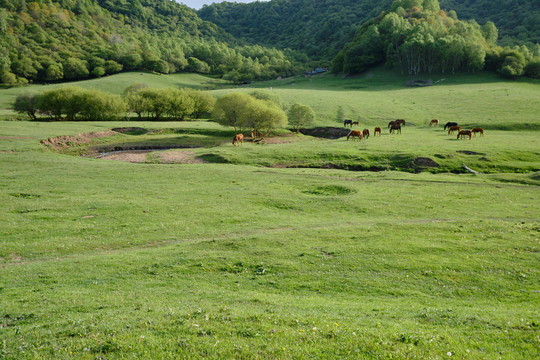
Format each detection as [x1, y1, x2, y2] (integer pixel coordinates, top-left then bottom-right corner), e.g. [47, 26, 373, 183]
[13, 91, 40, 120]
[185, 89, 216, 119]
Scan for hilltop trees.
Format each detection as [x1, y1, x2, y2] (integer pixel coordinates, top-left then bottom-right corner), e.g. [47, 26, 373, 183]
[331, 0, 539, 77]
[333, 1, 494, 75]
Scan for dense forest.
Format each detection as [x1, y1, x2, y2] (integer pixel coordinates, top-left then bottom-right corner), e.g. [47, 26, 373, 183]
[198, 0, 540, 59]
[332, 0, 540, 77]
[0, 0, 303, 85]
[1, 0, 539, 85]
[198, 0, 395, 61]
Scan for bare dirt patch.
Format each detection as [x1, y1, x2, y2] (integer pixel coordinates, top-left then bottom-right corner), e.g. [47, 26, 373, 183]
[158, 150, 205, 164]
[99, 150, 150, 163]
[41, 131, 116, 150]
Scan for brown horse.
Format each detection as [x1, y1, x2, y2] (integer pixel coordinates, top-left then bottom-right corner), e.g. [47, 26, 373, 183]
[374, 127, 382, 136]
[472, 127, 484, 136]
[232, 133, 244, 146]
[389, 123, 401, 134]
[352, 121, 360, 126]
[430, 119, 439, 126]
[395, 119, 406, 126]
[347, 130, 363, 141]
[447, 125, 462, 135]
[362, 129, 370, 139]
[457, 130, 472, 139]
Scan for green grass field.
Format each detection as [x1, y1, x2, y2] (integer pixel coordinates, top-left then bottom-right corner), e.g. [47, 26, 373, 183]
[1, 71, 539, 359]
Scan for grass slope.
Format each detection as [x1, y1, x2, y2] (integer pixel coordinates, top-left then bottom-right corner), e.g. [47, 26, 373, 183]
[0, 72, 539, 359]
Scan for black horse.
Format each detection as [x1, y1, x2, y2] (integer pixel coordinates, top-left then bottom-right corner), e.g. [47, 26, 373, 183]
[444, 122, 458, 130]
[389, 123, 401, 134]
[344, 119, 353, 127]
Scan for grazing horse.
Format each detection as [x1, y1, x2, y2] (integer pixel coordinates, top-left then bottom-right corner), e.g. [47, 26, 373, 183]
[344, 119, 353, 127]
[389, 123, 401, 134]
[447, 125, 462, 135]
[232, 133, 243, 146]
[347, 130, 363, 141]
[395, 119, 406, 126]
[472, 127, 484, 136]
[444, 122, 458, 130]
[362, 129, 370, 139]
[352, 121, 359, 126]
[430, 119, 439, 126]
[388, 120, 397, 128]
[374, 127, 382, 136]
[457, 130, 472, 139]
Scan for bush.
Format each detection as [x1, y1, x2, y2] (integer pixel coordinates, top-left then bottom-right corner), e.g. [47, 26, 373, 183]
[185, 89, 216, 119]
[37, 86, 86, 120]
[35, 86, 127, 121]
[14, 91, 40, 120]
[524, 61, 540, 79]
[79, 90, 127, 121]
[288, 103, 315, 132]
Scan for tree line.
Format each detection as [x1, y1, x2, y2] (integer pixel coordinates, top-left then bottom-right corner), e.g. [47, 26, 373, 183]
[0, 0, 303, 85]
[331, 0, 540, 78]
[14, 85, 216, 122]
[14, 86, 316, 138]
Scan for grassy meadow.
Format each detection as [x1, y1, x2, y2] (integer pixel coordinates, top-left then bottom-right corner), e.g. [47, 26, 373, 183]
[0, 70, 539, 359]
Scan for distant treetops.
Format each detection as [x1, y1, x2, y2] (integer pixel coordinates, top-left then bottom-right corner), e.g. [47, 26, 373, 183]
[331, 0, 540, 78]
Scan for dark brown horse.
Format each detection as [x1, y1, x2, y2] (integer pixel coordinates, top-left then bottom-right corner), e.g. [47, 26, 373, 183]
[430, 119, 439, 126]
[447, 125, 462, 135]
[457, 130, 472, 139]
[444, 122, 458, 130]
[389, 123, 401, 134]
[471, 127, 484, 136]
[344, 119, 353, 127]
[395, 119, 406, 126]
[352, 121, 359, 126]
[374, 127, 382, 136]
[362, 129, 370, 139]
[347, 130, 363, 141]
[232, 133, 244, 146]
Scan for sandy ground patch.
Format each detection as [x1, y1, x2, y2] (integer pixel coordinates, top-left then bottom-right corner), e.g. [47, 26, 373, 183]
[99, 150, 151, 163]
[158, 150, 205, 164]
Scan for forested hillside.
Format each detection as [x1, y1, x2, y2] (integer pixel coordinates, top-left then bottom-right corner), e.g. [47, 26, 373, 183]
[442, 0, 539, 46]
[0, 0, 302, 85]
[198, 0, 395, 61]
[333, 0, 540, 78]
[198, 0, 540, 60]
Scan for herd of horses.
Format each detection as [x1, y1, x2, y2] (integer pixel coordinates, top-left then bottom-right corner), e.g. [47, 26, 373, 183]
[343, 118, 484, 141]
[232, 118, 484, 144]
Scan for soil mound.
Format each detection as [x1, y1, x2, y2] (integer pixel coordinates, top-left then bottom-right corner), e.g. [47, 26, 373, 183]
[298, 127, 351, 139]
[409, 157, 440, 172]
[41, 131, 116, 150]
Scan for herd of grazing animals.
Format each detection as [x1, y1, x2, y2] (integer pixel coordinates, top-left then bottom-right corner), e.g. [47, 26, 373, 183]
[231, 117, 484, 144]
[341, 118, 484, 142]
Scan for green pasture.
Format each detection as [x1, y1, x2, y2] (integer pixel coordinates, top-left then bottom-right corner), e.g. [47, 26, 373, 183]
[1, 72, 539, 359]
